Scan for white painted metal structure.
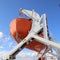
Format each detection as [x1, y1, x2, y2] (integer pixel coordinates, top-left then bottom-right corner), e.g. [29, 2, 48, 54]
[0, 8, 60, 60]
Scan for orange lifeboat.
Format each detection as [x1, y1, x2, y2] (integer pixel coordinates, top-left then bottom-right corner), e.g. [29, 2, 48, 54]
[10, 18, 46, 53]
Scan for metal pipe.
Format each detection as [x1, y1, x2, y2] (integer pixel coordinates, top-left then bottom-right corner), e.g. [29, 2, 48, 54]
[32, 35, 60, 50]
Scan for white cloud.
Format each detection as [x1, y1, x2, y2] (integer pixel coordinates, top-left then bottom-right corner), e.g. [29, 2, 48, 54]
[0, 46, 4, 49]
[0, 51, 9, 60]
[17, 52, 37, 57]
[0, 31, 16, 51]
[9, 42, 14, 47]
[0, 32, 10, 43]
[0, 32, 3, 38]
[16, 52, 37, 60]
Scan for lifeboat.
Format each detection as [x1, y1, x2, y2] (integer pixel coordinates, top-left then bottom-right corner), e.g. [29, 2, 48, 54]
[10, 18, 46, 53]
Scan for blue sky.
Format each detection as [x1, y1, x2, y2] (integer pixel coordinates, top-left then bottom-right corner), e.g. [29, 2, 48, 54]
[0, 0, 60, 60]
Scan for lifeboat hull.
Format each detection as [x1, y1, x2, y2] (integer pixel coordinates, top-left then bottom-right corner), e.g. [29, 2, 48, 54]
[10, 18, 46, 52]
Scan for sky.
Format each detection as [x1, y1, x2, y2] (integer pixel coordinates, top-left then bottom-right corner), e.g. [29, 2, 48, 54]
[0, 0, 60, 60]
